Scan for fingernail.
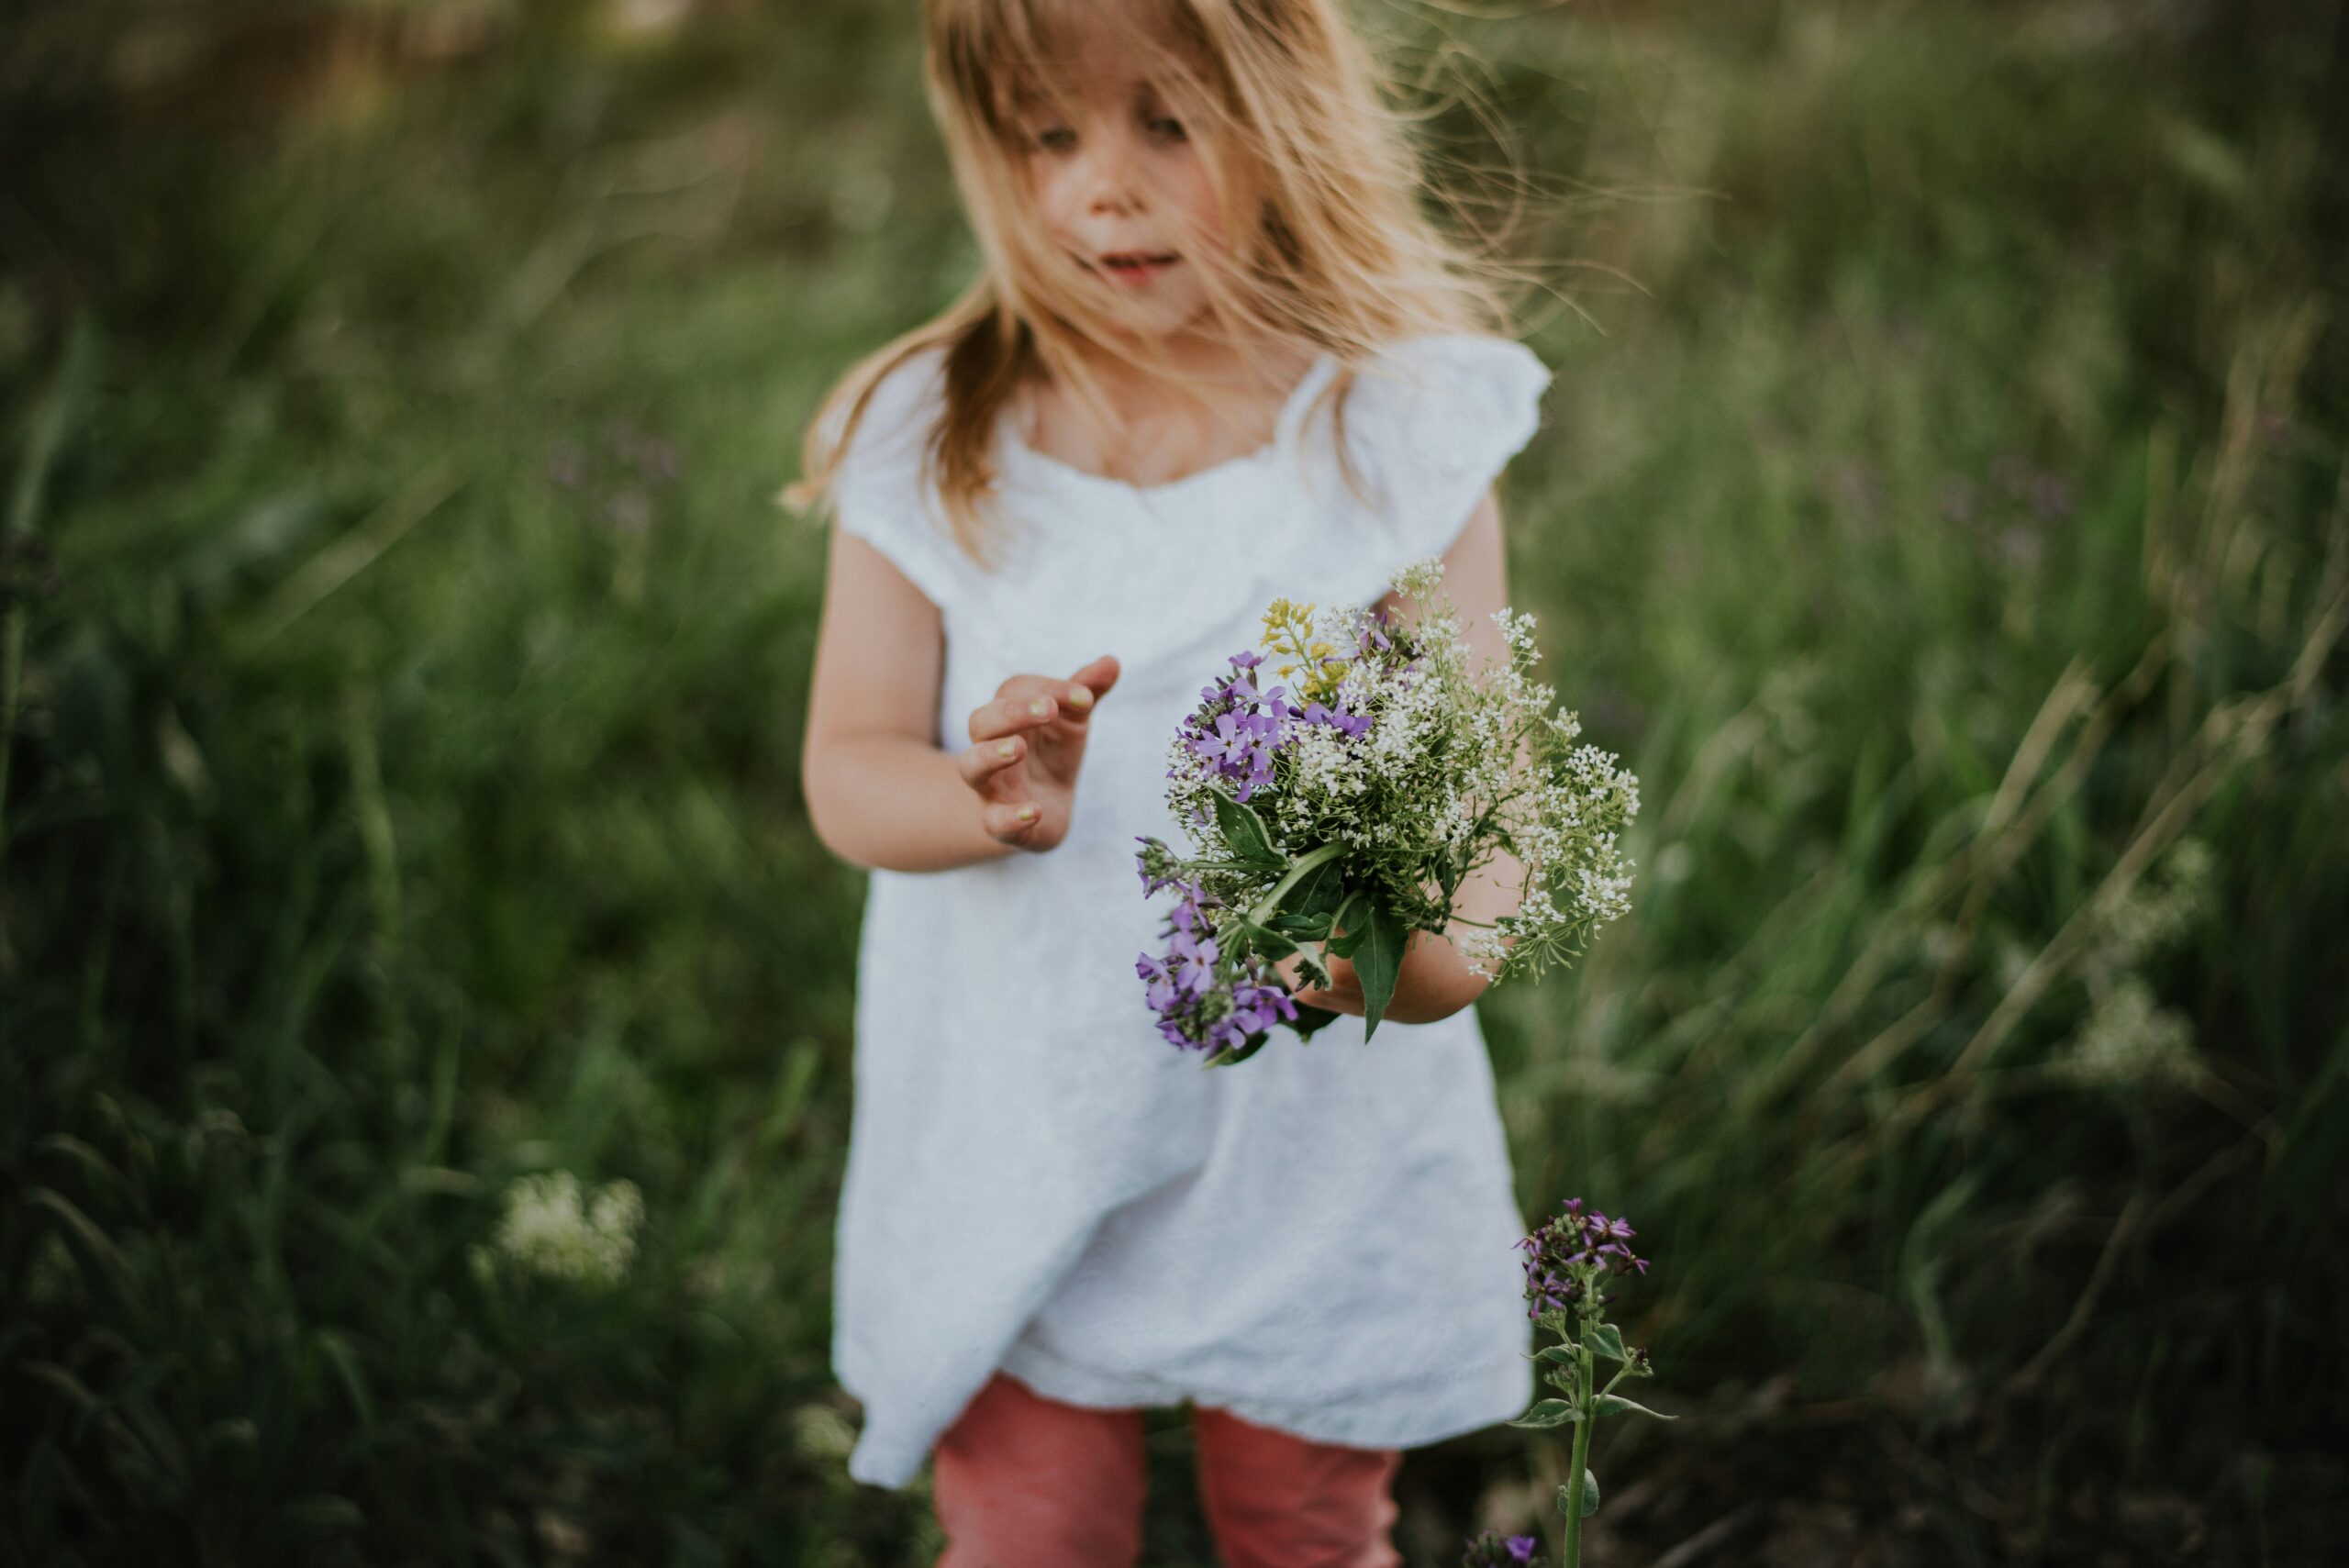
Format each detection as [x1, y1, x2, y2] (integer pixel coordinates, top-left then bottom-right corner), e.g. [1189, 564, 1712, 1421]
[996, 740, 1019, 759]
[1067, 685, 1093, 708]
[1028, 697, 1051, 718]
[1015, 804, 1038, 822]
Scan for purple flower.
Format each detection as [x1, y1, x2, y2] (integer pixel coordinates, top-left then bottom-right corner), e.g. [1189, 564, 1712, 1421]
[1284, 696, 1374, 741]
[1463, 1529, 1544, 1568]
[1176, 651, 1297, 802]
[1135, 879, 1298, 1055]
[1519, 1196, 1649, 1317]
[1135, 838, 1185, 895]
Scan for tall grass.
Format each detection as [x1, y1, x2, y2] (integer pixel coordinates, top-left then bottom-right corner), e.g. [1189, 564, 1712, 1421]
[4, 2, 2343, 1562]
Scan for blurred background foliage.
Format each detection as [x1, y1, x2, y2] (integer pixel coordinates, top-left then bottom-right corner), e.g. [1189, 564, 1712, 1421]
[3, 0, 2344, 1562]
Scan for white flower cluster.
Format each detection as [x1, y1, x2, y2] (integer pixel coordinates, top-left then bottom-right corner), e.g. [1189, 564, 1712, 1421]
[2054, 835, 2213, 1093]
[477, 1170, 644, 1288]
[2057, 975, 2198, 1089]
[2094, 837, 2214, 973]
[1163, 556, 1639, 984]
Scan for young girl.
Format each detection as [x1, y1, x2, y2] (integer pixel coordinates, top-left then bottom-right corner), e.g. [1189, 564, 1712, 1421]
[789, 2, 1553, 1562]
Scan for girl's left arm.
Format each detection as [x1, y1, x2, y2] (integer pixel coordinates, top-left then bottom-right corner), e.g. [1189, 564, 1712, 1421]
[1278, 487, 1528, 1026]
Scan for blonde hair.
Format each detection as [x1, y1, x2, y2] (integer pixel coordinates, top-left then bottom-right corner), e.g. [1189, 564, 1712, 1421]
[781, 0, 1530, 568]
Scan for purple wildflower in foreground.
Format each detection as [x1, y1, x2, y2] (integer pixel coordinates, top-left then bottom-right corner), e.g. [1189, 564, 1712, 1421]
[1510, 1194, 1670, 1566]
[1463, 1529, 1543, 1567]
[1518, 1198, 1650, 1318]
[1134, 879, 1298, 1053]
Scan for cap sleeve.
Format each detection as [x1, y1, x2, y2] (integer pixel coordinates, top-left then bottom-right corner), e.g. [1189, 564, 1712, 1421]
[818, 345, 972, 610]
[1330, 332, 1551, 597]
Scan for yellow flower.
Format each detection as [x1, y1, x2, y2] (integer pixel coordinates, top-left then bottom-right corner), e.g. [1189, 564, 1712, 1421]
[1259, 599, 1353, 702]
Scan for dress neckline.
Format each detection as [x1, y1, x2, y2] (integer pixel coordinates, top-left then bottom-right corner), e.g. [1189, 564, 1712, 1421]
[1000, 350, 1338, 498]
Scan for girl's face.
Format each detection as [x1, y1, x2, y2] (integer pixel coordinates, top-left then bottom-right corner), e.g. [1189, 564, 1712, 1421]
[1012, 47, 1237, 343]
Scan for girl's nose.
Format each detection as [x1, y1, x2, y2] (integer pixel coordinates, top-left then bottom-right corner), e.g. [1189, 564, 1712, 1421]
[1088, 182, 1141, 217]
[1078, 135, 1145, 215]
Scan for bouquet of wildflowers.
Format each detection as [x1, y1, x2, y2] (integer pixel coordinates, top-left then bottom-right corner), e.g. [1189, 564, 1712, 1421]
[1133, 558, 1639, 1066]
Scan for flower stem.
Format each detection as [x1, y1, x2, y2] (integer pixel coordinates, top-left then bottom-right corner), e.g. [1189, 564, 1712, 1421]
[1246, 840, 1345, 926]
[1563, 1341, 1596, 1568]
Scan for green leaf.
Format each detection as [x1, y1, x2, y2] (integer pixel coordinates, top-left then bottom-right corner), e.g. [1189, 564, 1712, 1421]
[1595, 1394, 1677, 1421]
[1505, 1398, 1580, 1430]
[1534, 1344, 1576, 1365]
[1233, 918, 1297, 962]
[24, 1187, 134, 1303]
[1586, 1323, 1628, 1362]
[1353, 897, 1408, 1040]
[1267, 911, 1332, 940]
[1281, 855, 1348, 918]
[1212, 795, 1280, 867]
[1231, 917, 1332, 991]
[1557, 1470, 1601, 1518]
[313, 1329, 376, 1430]
[1324, 892, 1369, 958]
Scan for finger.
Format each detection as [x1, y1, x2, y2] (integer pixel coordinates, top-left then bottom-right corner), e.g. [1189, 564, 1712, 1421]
[991, 672, 1068, 705]
[1066, 654, 1121, 709]
[968, 690, 1060, 743]
[979, 799, 1045, 844]
[1056, 680, 1098, 722]
[1030, 656, 1120, 770]
[1041, 663, 1108, 728]
[957, 734, 1029, 789]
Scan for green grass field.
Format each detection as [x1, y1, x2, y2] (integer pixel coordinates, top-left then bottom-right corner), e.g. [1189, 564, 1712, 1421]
[6, 2, 2344, 1562]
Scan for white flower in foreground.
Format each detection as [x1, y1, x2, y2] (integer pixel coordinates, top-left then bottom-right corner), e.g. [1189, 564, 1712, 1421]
[489, 1170, 644, 1287]
[2058, 976, 2198, 1090]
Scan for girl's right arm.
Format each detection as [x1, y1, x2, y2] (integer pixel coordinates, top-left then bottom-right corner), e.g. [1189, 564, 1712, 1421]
[801, 524, 1119, 873]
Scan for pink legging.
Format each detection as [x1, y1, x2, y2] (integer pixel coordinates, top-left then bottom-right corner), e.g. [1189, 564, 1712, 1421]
[932, 1372, 1404, 1568]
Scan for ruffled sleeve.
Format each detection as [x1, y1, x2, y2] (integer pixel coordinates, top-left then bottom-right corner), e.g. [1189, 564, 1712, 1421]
[819, 344, 973, 611]
[1324, 332, 1552, 603]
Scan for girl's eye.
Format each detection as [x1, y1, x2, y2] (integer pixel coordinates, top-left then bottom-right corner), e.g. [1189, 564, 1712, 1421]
[1147, 116, 1187, 141]
[1030, 127, 1076, 153]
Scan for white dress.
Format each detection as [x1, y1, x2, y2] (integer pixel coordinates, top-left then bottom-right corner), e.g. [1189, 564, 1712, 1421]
[824, 329, 1554, 1488]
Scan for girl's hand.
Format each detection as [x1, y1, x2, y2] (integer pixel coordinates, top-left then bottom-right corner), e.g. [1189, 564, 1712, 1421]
[959, 655, 1121, 850]
[1272, 930, 1490, 1028]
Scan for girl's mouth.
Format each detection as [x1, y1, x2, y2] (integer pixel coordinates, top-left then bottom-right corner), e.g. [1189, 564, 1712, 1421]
[1093, 252, 1180, 286]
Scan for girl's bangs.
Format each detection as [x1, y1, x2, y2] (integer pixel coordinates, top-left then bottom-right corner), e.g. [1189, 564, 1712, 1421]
[935, 0, 1221, 138]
